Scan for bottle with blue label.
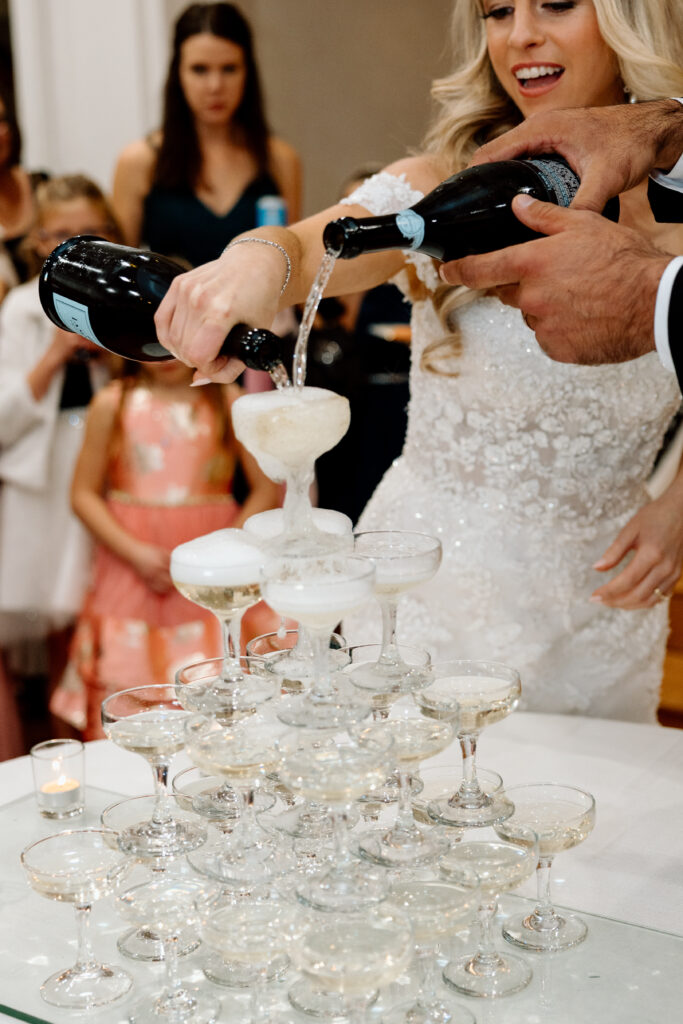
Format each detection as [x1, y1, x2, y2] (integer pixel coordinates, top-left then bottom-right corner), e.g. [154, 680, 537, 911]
[256, 195, 288, 227]
[323, 156, 619, 262]
[38, 236, 289, 384]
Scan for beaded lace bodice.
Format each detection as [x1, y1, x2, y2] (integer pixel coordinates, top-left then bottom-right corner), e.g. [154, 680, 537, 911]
[342, 172, 681, 720]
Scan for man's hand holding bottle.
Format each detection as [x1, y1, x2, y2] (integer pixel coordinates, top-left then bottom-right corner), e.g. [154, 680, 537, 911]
[440, 99, 683, 367]
[467, 98, 683, 213]
[441, 197, 671, 363]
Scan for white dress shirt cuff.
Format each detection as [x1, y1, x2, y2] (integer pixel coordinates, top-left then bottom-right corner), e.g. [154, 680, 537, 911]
[651, 99, 683, 190]
[654, 256, 683, 372]
[651, 154, 683, 193]
[650, 98, 683, 190]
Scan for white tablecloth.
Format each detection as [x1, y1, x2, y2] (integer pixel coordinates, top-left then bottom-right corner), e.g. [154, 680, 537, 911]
[2, 712, 682, 935]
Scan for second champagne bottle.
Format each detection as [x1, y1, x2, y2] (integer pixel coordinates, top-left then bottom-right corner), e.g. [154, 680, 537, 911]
[323, 156, 620, 262]
[39, 236, 289, 385]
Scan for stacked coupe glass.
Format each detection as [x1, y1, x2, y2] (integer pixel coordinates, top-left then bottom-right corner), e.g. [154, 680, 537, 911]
[20, 383, 596, 1022]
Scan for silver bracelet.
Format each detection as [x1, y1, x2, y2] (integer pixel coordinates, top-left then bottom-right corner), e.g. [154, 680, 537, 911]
[222, 236, 291, 295]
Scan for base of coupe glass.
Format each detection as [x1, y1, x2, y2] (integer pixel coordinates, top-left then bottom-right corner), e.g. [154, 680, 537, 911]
[202, 950, 289, 988]
[358, 825, 449, 867]
[428, 791, 514, 829]
[288, 977, 378, 1019]
[128, 987, 220, 1024]
[381, 995, 476, 1024]
[442, 950, 532, 999]
[503, 909, 588, 952]
[41, 962, 133, 1009]
[117, 924, 199, 963]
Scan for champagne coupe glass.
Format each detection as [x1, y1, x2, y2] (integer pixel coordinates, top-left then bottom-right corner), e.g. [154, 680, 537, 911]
[172, 765, 276, 830]
[382, 879, 479, 1024]
[248, 628, 351, 841]
[352, 531, 442, 688]
[278, 730, 394, 911]
[343, 642, 432, 719]
[101, 683, 205, 858]
[20, 828, 132, 1008]
[231, 386, 351, 556]
[184, 714, 295, 887]
[440, 829, 539, 998]
[101, 794, 203, 963]
[176, 655, 278, 824]
[342, 642, 431, 811]
[247, 628, 348, 696]
[412, 765, 505, 832]
[416, 660, 520, 828]
[170, 527, 264, 684]
[176, 654, 278, 724]
[200, 897, 302, 1020]
[244, 506, 352, 550]
[495, 783, 596, 951]
[260, 553, 375, 730]
[289, 906, 414, 1024]
[118, 876, 220, 1024]
[355, 715, 454, 867]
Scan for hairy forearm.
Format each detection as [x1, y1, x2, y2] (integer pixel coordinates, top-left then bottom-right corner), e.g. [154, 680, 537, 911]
[650, 99, 683, 173]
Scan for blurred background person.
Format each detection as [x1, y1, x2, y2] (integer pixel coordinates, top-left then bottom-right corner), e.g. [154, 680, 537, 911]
[0, 81, 46, 305]
[67, 355, 279, 740]
[0, 175, 117, 751]
[112, 1, 301, 268]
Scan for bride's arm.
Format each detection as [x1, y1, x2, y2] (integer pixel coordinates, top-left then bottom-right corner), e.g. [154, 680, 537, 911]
[154, 155, 442, 383]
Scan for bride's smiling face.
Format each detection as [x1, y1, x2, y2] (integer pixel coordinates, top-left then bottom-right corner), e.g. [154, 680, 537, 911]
[481, 0, 625, 118]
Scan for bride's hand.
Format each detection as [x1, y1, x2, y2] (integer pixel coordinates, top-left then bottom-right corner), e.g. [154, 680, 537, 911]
[590, 487, 683, 609]
[153, 242, 287, 383]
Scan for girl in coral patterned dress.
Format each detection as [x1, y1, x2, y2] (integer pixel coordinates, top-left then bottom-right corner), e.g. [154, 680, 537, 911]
[67, 358, 279, 738]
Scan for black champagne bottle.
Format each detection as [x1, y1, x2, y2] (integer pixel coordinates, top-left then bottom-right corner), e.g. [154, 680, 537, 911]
[323, 156, 619, 261]
[39, 236, 289, 382]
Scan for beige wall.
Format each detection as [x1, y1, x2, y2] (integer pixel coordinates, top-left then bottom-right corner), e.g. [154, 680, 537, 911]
[11, 0, 455, 216]
[167, 0, 455, 214]
[10, 0, 171, 190]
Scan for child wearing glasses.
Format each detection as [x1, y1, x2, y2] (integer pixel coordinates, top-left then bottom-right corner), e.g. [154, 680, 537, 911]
[0, 175, 117, 746]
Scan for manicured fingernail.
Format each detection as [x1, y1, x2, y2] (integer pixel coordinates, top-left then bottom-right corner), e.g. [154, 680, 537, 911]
[514, 193, 535, 209]
[589, 595, 603, 603]
[592, 559, 607, 569]
[190, 377, 212, 387]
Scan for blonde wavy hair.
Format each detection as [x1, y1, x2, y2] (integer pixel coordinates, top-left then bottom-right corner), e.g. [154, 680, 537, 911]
[421, 0, 683, 375]
[22, 174, 122, 277]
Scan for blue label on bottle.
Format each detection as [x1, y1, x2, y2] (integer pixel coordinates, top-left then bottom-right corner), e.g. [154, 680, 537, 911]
[52, 292, 103, 348]
[396, 209, 425, 250]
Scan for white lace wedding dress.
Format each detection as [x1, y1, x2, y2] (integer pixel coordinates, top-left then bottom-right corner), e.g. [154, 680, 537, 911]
[342, 172, 681, 722]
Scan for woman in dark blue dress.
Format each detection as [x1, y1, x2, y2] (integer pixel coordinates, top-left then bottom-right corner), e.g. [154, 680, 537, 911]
[112, 2, 301, 266]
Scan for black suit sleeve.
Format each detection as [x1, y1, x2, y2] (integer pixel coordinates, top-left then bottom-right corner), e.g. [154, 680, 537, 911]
[648, 177, 683, 223]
